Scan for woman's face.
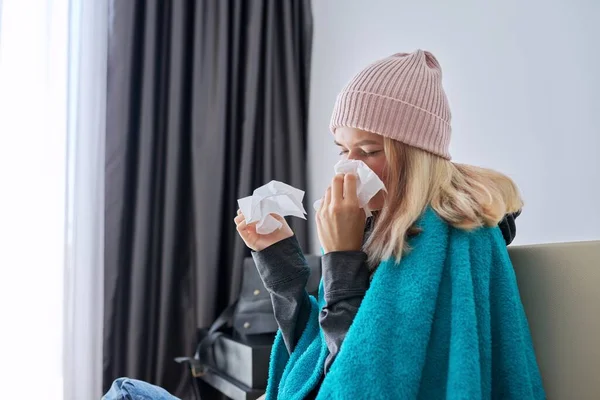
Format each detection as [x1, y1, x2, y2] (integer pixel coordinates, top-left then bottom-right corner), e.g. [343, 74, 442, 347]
[334, 127, 388, 211]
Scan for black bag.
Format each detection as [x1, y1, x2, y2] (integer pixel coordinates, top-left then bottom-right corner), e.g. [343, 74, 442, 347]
[233, 255, 321, 340]
[176, 255, 321, 378]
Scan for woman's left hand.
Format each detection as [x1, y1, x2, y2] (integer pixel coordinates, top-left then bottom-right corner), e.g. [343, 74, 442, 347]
[316, 173, 366, 253]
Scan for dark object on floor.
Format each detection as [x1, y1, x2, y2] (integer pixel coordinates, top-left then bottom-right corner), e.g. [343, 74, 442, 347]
[176, 255, 320, 397]
[234, 255, 322, 341]
[198, 368, 265, 400]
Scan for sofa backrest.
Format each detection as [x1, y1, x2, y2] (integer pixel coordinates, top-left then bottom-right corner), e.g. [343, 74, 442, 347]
[509, 240, 600, 400]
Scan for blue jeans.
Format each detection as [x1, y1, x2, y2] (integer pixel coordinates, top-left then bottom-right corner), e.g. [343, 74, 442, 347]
[102, 378, 180, 400]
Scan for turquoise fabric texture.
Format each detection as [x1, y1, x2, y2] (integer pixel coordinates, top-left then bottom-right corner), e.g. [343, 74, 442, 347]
[265, 208, 545, 399]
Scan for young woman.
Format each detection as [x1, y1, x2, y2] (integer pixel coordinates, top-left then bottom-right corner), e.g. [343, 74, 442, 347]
[103, 50, 541, 400]
[235, 50, 543, 399]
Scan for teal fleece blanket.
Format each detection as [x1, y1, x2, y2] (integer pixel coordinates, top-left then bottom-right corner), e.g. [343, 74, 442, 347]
[266, 208, 545, 399]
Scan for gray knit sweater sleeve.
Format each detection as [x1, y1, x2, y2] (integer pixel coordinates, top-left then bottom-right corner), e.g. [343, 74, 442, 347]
[319, 251, 370, 373]
[252, 236, 312, 354]
[252, 236, 370, 375]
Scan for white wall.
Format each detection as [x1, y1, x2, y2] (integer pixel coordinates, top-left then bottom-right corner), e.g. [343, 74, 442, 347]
[308, 0, 600, 252]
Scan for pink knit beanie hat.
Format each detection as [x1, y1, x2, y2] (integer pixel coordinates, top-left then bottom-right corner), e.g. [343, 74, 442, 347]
[330, 50, 452, 159]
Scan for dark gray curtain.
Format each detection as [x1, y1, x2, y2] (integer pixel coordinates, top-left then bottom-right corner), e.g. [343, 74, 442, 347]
[103, 0, 312, 398]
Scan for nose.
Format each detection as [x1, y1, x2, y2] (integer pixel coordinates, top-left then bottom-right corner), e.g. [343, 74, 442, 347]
[346, 150, 361, 161]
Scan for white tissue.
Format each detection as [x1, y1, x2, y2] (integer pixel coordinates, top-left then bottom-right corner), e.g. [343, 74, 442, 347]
[313, 159, 386, 217]
[238, 180, 307, 234]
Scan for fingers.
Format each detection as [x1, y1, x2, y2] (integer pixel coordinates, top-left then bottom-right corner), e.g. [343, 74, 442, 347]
[235, 216, 247, 232]
[344, 174, 358, 204]
[235, 211, 249, 234]
[323, 187, 332, 210]
[330, 173, 358, 204]
[331, 174, 344, 203]
[234, 213, 245, 225]
[315, 207, 324, 249]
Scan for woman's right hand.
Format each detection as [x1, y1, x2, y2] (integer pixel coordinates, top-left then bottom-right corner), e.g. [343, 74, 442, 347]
[234, 210, 294, 252]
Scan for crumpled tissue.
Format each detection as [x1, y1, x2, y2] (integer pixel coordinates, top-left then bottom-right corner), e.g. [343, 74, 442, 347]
[313, 159, 386, 217]
[238, 180, 307, 234]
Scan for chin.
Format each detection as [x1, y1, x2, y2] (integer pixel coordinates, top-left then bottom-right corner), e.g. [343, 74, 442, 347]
[367, 192, 386, 212]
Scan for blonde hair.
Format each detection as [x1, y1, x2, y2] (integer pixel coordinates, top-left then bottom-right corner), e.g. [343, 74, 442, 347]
[363, 138, 523, 268]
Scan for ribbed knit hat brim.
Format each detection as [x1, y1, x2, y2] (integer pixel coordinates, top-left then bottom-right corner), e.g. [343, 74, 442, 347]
[330, 50, 452, 160]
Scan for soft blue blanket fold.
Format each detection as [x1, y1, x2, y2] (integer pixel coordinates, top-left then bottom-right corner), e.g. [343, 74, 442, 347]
[266, 208, 545, 399]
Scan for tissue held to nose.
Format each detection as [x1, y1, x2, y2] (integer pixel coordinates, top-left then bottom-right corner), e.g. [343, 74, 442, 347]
[237, 180, 307, 235]
[313, 159, 386, 217]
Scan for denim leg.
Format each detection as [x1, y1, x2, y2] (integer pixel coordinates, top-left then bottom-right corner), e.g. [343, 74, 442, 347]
[102, 378, 181, 400]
